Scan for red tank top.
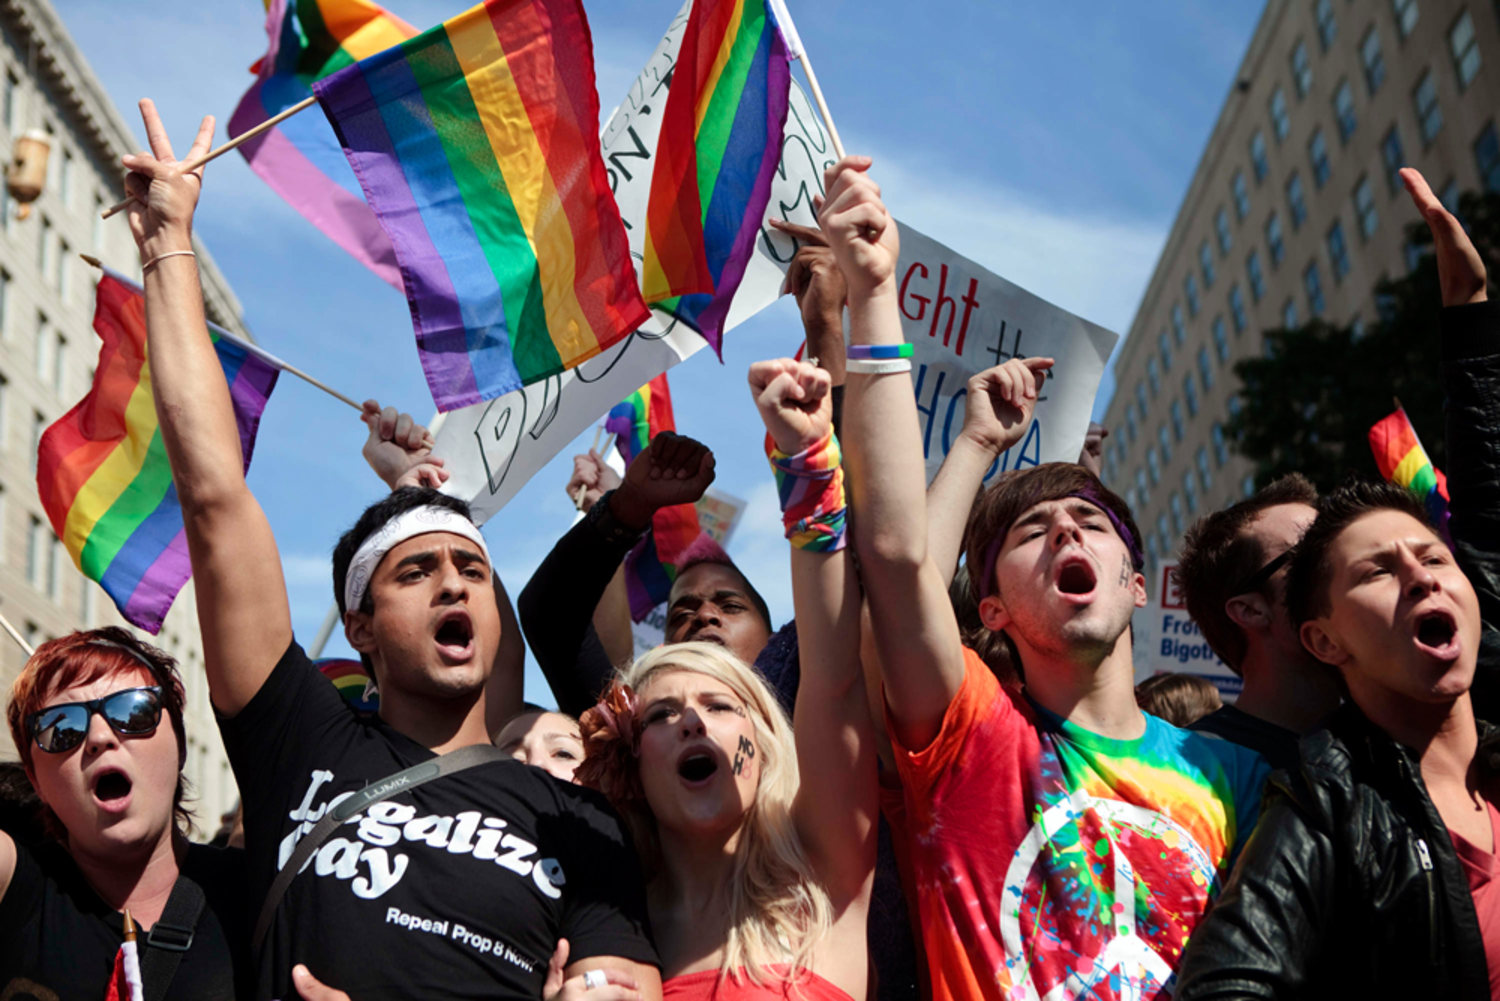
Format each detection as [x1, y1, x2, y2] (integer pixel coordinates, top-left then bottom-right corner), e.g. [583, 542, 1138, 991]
[663, 967, 854, 1001]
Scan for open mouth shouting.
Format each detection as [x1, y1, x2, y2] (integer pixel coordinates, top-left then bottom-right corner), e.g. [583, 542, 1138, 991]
[676, 749, 720, 787]
[433, 609, 475, 662]
[1413, 607, 1461, 660]
[1054, 555, 1099, 603]
[90, 765, 133, 814]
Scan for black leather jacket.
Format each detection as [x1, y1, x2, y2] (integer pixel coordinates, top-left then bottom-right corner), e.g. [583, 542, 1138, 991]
[1175, 300, 1500, 1000]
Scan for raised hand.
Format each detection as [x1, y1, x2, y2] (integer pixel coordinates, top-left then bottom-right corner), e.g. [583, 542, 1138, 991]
[566, 448, 621, 511]
[121, 99, 214, 259]
[749, 357, 834, 455]
[1078, 422, 1109, 477]
[610, 432, 716, 530]
[359, 400, 447, 490]
[770, 218, 848, 379]
[291, 964, 353, 1001]
[959, 357, 1055, 456]
[1400, 166, 1488, 306]
[817, 155, 899, 298]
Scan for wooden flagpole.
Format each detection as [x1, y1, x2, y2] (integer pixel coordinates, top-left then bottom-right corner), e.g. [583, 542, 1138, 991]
[0, 610, 34, 658]
[766, 0, 846, 160]
[99, 95, 320, 220]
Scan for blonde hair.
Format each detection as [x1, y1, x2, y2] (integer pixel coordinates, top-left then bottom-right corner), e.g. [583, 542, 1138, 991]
[586, 642, 833, 987]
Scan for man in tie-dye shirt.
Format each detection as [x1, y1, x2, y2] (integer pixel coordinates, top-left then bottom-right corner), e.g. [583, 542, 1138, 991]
[819, 155, 1267, 1001]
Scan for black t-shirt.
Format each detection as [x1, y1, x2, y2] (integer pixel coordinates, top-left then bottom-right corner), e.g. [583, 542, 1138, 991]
[219, 640, 656, 1000]
[1191, 704, 1301, 771]
[0, 838, 250, 1000]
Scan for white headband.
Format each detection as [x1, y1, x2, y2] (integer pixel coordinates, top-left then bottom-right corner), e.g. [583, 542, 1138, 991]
[342, 505, 492, 613]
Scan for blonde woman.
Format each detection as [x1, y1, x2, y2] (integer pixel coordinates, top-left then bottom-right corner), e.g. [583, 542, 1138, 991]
[575, 358, 876, 1000]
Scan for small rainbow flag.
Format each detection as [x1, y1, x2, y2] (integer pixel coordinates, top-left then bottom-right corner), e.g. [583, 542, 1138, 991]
[229, 0, 417, 289]
[36, 273, 279, 633]
[318, 657, 380, 713]
[314, 0, 649, 412]
[641, 0, 791, 355]
[605, 375, 704, 620]
[1369, 405, 1451, 531]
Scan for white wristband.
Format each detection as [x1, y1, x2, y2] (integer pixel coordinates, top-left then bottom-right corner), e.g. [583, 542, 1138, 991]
[845, 357, 912, 375]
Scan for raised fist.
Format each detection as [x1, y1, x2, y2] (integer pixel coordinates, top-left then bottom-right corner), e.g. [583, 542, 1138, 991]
[610, 432, 716, 530]
[748, 357, 833, 456]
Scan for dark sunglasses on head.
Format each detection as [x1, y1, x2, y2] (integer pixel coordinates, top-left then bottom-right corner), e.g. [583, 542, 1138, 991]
[26, 686, 164, 754]
[1233, 548, 1295, 597]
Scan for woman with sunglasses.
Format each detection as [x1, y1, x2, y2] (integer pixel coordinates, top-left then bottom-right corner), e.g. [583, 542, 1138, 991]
[0, 627, 249, 999]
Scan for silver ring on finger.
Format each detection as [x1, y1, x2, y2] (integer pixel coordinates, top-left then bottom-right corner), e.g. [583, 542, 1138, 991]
[583, 969, 608, 991]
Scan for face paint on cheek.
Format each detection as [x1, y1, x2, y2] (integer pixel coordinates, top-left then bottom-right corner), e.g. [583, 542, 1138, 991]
[1119, 554, 1131, 588]
[732, 735, 756, 776]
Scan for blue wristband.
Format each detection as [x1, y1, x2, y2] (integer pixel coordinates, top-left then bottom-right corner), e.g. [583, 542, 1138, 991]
[846, 343, 913, 360]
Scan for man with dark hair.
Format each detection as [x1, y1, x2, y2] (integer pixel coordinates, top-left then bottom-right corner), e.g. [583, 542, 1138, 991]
[124, 103, 659, 1000]
[823, 155, 1265, 1001]
[1176, 480, 1498, 999]
[1175, 474, 1340, 767]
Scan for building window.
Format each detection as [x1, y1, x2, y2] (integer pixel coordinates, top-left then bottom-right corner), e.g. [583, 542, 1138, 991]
[1414, 69, 1443, 143]
[1284, 177, 1308, 232]
[1212, 423, 1229, 466]
[1214, 314, 1231, 361]
[2, 71, 16, 137]
[1136, 469, 1150, 508]
[1135, 382, 1149, 421]
[1147, 356, 1161, 396]
[1183, 472, 1199, 516]
[1477, 121, 1500, 192]
[1184, 373, 1199, 418]
[30, 409, 44, 473]
[27, 515, 44, 588]
[33, 313, 50, 382]
[1450, 10, 1480, 89]
[1439, 177, 1459, 213]
[1250, 131, 1270, 182]
[1242, 474, 1257, 499]
[1158, 425, 1173, 465]
[1393, 0, 1419, 38]
[1170, 493, 1184, 536]
[1232, 170, 1251, 219]
[1305, 261, 1326, 316]
[0, 372, 7, 448]
[1333, 79, 1357, 143]
[1381, 125, 1405, 192]
[1198, 447, 1215, 492]
[1157, 514, 1171, 556]
[1269, 87, 1291, 142]
[1291, 39, 1313, 97]
[1267, 213, 1286, 264]
[1247, 251, 1265, 300]
[1354, 175, 1379, 238]
[1126, 408, 1138, 445]
[53, 333, 66, 396]
[57, 239, 69, 302]
[1158, 331, 1173, 372]
[1171, 399, 1185, 442]
[1361, 27, 1386, 95]
[38, 215, 51, 274]
[1185, 273, 1200, 317]
[1215, 208, 1233, 255]
[0, 268, 9, 343]
[1315, 0, 1337, 50]
[60, 148, 74, 210]
[1327, 220, 1351, 282]
[1198, 344, 1215, 391]
[1171, 303, 1186, 344]
[1308, 133, 1330, 190]
[1147, 446, 1160, 486]
[1283, 297, 1299, 329]
[1229, 285, 1248, 333]
[48, 534, 62, 600]
[1199, 240, 1216, 288]
[1405, 234, 1428, 272]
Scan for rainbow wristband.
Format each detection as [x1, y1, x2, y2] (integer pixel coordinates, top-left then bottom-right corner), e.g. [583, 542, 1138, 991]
[765, 431, 848, 552]
[846, 343, 913, 360]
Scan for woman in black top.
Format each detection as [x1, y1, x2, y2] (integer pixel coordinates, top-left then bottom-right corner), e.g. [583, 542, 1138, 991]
[0, 627, 248, 999]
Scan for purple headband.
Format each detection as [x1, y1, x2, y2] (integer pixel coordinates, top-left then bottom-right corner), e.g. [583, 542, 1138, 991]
[977, 491, 1143, 600]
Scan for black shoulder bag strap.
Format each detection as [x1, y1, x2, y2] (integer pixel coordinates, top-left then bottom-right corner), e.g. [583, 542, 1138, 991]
[139, 872, 207, 1001]
[251, 743, 507, 953]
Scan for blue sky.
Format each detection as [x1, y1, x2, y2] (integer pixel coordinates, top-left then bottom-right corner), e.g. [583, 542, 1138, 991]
[57, 0, 1263, 706]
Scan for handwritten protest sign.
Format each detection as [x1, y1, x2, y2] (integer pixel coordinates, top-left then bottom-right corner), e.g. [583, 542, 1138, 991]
[1131, 562, 1242, 700]
[433, 5, 1118, 521]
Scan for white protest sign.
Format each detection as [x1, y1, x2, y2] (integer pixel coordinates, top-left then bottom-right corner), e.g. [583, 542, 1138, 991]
[1132, 562, 1243, 700]
[434, 5, 1118, 520]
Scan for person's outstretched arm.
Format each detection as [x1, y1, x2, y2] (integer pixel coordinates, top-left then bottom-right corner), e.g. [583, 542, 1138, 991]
[821, 156, 963, 751]
[125, 100, 290, 716]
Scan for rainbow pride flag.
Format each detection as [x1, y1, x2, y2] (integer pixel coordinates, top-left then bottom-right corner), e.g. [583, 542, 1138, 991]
[605, 375, 704, 620]
[318, 657, 380, 713]
[230, 0, 416, 289]
[1369, 405, 1451, 531]
[641, 0, 791, 355]
[314, 0, 649, 412]
[36, 273, 279, 633]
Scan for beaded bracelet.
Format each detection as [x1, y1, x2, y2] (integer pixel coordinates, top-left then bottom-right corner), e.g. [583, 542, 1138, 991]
[765, 430, 847, 552]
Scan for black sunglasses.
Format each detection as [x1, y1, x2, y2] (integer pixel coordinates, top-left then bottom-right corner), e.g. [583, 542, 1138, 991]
[26, 686, 164, 754]
[1233, 548, 1295, 597]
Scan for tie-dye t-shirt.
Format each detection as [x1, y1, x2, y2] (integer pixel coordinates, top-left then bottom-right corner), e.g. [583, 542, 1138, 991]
[891, 649, 1267, 1001]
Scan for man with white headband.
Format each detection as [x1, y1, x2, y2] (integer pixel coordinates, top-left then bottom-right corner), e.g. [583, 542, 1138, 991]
[123, 101, 660, 1000]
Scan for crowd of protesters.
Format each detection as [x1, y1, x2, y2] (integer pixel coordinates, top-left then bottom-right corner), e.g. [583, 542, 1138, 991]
[0, 97, 1497, 1001]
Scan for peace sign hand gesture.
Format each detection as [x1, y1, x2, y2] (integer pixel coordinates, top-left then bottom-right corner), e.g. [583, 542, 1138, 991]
[120, 98, 214, 258]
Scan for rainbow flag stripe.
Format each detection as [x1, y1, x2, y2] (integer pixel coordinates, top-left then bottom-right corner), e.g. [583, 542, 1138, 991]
[605, 375, 703, 620]
[36, 274, 279, 633]
[230, 0, 416, 289]
[318, 657, 380, 713]
[1369, 406, 1451, 529]
[641, 0, 790, 355]
[314, 0, 649, 412]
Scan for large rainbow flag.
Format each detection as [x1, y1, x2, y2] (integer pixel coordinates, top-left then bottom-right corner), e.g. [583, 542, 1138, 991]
[641, 0, 791, 355]
[314, 0, 649, 412]
[230, 0, 416, 289]
[1369, 405, 1451, 532]
[605, 374, 704, 620]
[36, 273, 279, 633]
